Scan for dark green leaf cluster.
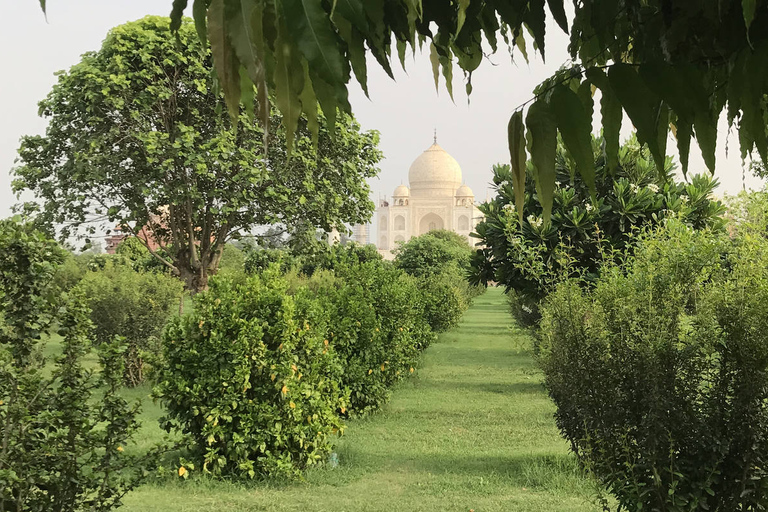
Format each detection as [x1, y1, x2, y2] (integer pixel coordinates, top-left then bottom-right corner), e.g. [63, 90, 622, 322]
[539, 220, 768, 510]
[0, 218, 154, 511]
[76, 262, 184, 387]
[472, 136, 725, 324]
[163, 0, 768, 221]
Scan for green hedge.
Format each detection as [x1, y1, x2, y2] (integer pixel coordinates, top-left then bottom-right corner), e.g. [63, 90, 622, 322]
[539, 220, 768, 510]
[156, 270, 346, 478]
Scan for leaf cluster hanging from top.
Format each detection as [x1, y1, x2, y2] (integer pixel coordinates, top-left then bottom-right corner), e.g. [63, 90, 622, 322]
[159, 0, 768, 220]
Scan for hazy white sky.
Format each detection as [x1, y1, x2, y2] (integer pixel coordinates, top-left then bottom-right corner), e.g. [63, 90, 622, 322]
[2, 1, 764, 228]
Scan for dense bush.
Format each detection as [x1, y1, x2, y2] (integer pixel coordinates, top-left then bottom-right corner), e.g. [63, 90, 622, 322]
[539, 220, 768, 510]
[155, 270, 346, 478]
[299, 242, 382, 276]
[0, 218, 150, 511]
[394, 229, 472, 279]
[244, 247, 296, 275]
[418, 272, 470, 333]
[318, 262, 436, 414]
[472, 136, 725, 325]
[77, 263, 183, 386]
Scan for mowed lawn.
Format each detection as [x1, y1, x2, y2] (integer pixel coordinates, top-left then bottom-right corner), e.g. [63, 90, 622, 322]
[122, 287, 598, 511]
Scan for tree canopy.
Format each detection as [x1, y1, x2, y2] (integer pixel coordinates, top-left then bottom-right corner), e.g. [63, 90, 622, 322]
[14, 15, 381, 292]
[124, 0, 768, 222]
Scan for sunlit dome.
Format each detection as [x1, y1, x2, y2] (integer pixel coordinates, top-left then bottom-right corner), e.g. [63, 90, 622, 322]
[393, 184, 410, 196]
[408, 142, 463, 197]
[456, 184, 474, 197]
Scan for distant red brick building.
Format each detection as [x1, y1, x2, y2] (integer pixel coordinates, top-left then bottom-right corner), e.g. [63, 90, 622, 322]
[105, 225, 162, 254]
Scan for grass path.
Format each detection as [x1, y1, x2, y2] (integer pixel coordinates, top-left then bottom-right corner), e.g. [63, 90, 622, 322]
[122, 287, 597, 511]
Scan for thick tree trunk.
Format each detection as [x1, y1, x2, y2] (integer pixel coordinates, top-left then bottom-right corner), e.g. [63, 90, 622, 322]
[178, 266, 209, 295]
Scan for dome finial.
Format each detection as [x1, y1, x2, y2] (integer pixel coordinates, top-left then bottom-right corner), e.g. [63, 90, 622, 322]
[433, 128, 437, 144]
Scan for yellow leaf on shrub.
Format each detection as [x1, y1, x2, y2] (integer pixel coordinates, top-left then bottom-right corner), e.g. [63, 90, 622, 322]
[341, 407, 346, 414]
[291, 364, 297, 372]
[381, 363, 385, 371]
[289, 401, 296, 409]
[178, 466, 187, 477]
[410, 367, 414, 373]
[281, 385, 288, 395]
[368, 369, 373, 375]
[270, 374, 276, 381]
[117, 446, 124, 452]
[324, 339, 329, 346]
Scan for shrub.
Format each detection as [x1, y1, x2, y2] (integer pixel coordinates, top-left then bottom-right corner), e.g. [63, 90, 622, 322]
[320, 262, 436, 415]
[77, 263, 183, 386]
[472, 135, 725, 323]
[298, 242, 382, 276]
[394, 229, 472, 279]
[155, 270, 346, 478]
[0, 218, 150, 511]
[539, 220, 768, 510]
[419, 272, 469, 333]
[244, 248, 296, 275]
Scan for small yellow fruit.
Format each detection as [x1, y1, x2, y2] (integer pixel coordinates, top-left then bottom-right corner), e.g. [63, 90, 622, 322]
[178, 466, 187, 477]
[380, 363, 385, 371]
[289, 401, 296, 409]
[368, 369, 373, 375]
[117, 446, 124, 452]
[281, 385, 288, 395]
[324, 339, 329, 346]
[340, 407, 346, 414]
[410, 367, 414, 373]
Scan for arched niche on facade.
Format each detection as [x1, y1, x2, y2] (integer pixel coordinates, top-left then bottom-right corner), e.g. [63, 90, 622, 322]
[394, 215, 406, 231]
[419, 212, 444, 235]
[380, 215, 387, 230]
[394, 234, 405, 244]
[380, 235, 387, 248]
[458, 215, 469, 231]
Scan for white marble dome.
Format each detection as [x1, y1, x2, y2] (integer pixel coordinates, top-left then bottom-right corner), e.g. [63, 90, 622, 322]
[393, 184, 410, 196]
[455, 184, 474, 197]
[408, 143, 462, 197]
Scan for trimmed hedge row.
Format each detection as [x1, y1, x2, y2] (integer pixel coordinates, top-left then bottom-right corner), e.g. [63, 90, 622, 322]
[156, 241, 479, 478]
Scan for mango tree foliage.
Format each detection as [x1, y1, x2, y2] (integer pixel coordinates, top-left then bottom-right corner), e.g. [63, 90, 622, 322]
[14, 16, 381, 293]
[128, 0, 768, 221]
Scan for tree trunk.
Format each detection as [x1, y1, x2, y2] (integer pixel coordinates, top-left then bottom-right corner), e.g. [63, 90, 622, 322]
[179, 265, 209, 295]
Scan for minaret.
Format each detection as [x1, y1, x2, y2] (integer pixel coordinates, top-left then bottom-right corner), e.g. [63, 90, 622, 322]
[352, 223, 368, 244]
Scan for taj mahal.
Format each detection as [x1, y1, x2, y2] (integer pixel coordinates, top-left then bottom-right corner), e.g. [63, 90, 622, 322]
[353, 136, 483, 258]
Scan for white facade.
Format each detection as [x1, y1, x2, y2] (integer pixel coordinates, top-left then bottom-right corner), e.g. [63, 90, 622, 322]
[376, 140, 483, 258]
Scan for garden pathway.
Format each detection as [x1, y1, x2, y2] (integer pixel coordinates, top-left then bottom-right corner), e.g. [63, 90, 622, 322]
[123, 287, 596, 511]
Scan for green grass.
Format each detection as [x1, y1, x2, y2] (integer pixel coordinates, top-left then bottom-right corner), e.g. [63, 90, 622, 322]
[121, 287, 599, 511]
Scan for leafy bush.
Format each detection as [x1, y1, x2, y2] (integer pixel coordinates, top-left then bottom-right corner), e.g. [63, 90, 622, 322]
[0, 218, 151, 511]
[244, 248, 296, 275]
[155, 270, 346, 478]
[394, 229, 472, 279]
[115, 236, 172, 273]
[299, 242, 383, 276]
[539, 220, 768, 510]
[472, 136, 725, 324]
[419, 272, 469, 333]
[77, 263, 183, 386]
[316, 262, 435, 415]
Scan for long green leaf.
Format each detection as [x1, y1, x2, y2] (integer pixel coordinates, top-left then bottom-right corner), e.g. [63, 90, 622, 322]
[457, 0, 471, 35]
[608, 64, 665, 172]
[546, 0, 568, 33]
[524, 0, 547, 59]
[208, 0, 242, 123]
[282, 0, 348, 87]
[429, 43, 440, 92]
[333, 15, 369, 96]
[507, 110, 527, 223]
[170, 0, 188, 32]
[333, 0, 368, 32]
[673, 116, 693, 177]
[525, 100, 557, 224]
[743, 0, 757, 31]
[192, 0, 209, 43]
[39, 0, 46, 14]
[549, 84, 595, 196]
[274, 20, 304, 154]
[299, 61, 319, 148]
